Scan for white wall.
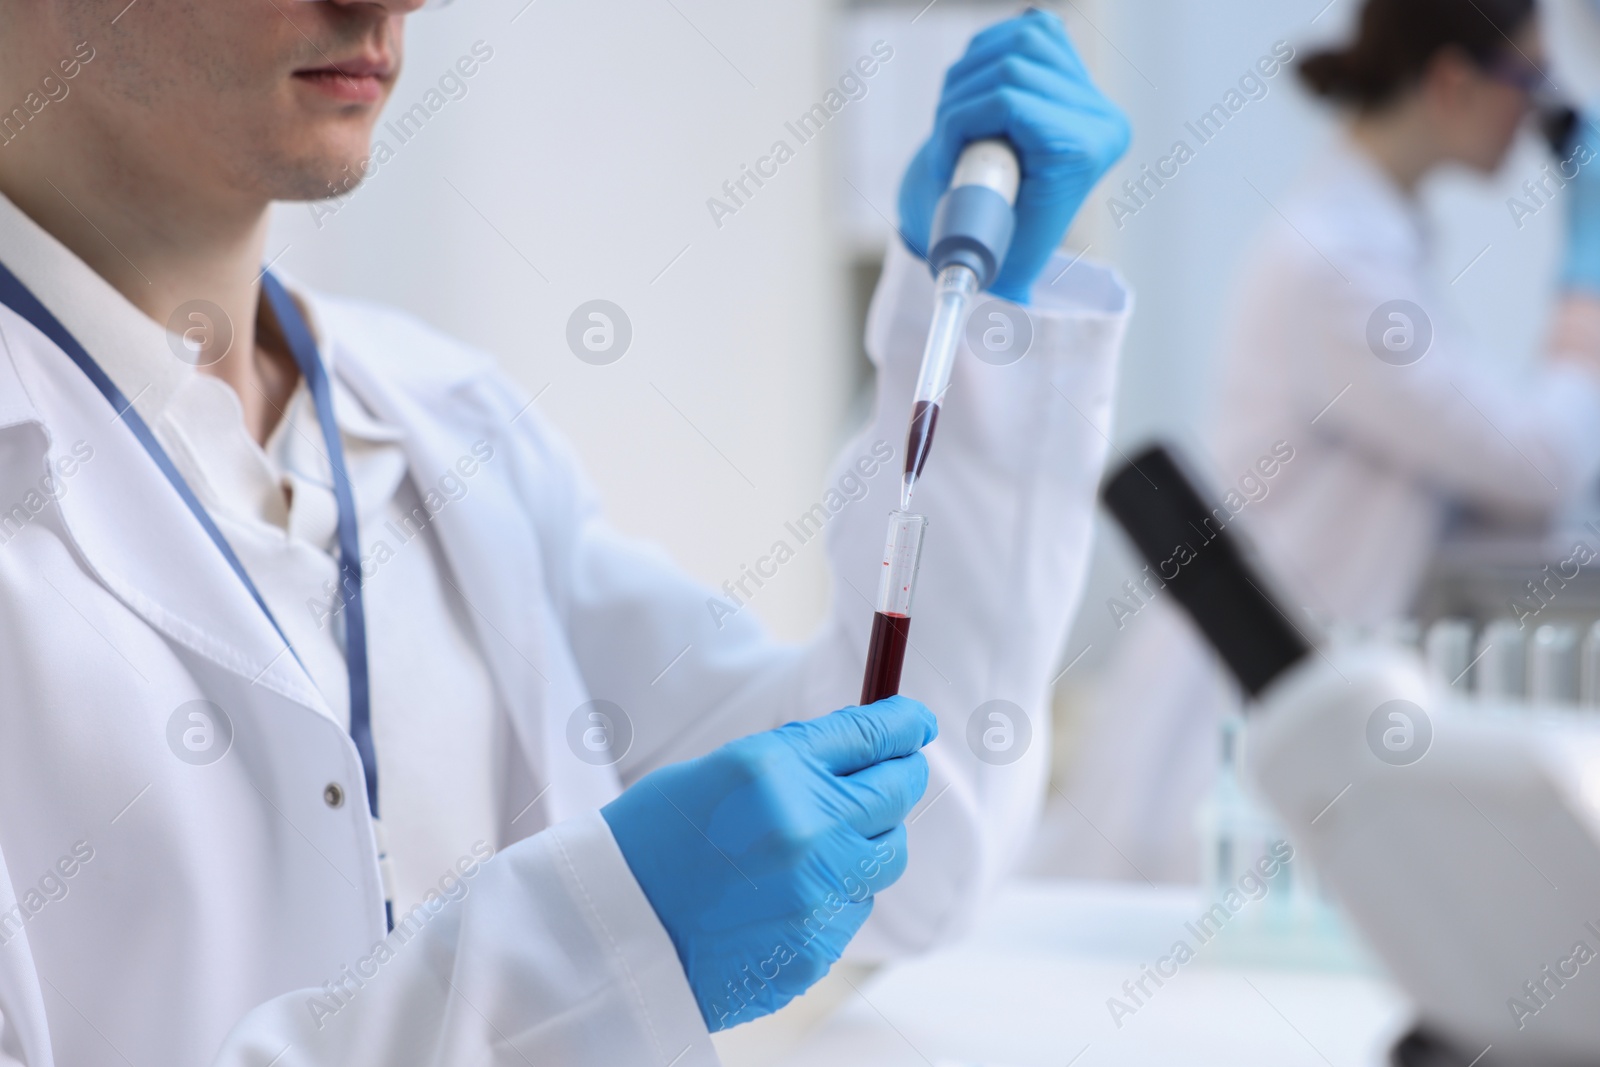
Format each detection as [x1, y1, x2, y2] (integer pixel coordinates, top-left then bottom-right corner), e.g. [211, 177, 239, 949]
[270, 0, 853, 642]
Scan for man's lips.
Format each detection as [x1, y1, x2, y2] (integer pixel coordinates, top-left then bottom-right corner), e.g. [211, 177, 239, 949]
[293, 55, 393, 104]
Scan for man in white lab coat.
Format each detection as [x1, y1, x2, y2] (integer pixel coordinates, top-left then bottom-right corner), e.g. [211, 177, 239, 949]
[0, 1, 1129, 1064]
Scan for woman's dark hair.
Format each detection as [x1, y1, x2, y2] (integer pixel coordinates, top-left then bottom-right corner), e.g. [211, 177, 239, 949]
[1299, 0, 1536, 110]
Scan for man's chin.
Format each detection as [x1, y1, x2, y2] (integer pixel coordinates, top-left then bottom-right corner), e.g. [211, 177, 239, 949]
[259, 143, 379, 204]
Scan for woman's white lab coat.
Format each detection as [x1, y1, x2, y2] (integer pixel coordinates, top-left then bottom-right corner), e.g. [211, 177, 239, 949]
[1050, 140, 1600, 883]
[0, 237, 1129, 1066]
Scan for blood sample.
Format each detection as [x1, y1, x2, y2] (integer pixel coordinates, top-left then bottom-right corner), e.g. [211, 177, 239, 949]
[903, 400, 940, 482]
[859, 511, 928, 705]
[861, 611, 912, 706]
[899, 265, 975, 511]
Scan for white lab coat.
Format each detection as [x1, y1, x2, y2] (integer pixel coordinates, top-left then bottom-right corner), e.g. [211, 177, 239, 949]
[0, 236, 1129, 1066]
[1048, 140, 1600, 883]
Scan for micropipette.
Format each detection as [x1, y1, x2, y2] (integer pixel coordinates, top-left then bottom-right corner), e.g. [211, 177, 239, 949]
[899, 138, 1021, 512]
[860, 139, 1021, 706]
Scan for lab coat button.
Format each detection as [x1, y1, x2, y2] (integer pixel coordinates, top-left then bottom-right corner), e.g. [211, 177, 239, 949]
[323, 783, 345, 808]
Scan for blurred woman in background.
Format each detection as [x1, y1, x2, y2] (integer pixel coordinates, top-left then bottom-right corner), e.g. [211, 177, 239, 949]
[1045, 0, 1600, 882]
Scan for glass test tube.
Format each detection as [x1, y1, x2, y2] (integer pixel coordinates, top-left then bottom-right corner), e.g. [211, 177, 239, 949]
[1530, 624, 1579, 705]
[860, 511, 929, 706]
[1582, 622, 1600, 708]
[1425, 617, 1474, 692]
[1475, 618, 1527, 700]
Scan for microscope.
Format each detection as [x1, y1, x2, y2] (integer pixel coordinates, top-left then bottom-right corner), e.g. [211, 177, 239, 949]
[1103, 446, 1600, 1067]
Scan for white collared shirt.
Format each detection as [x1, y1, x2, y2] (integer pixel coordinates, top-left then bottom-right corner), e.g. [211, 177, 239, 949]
[0, 191, 504, 916]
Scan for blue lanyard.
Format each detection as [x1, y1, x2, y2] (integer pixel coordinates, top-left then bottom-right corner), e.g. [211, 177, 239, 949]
[0, 261, 379, 819]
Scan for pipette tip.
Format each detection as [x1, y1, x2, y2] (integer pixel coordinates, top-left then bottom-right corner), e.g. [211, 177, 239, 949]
[899, 476, 914, 513]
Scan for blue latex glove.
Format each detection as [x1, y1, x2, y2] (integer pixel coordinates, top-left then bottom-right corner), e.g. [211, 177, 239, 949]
[601, 696, 936, 1032]
[898, 8, 1130, 304]
[1562, 114, 1600, 293]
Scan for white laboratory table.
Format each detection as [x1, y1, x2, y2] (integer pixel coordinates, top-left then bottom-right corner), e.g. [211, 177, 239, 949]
[713, 880, 1413, 1067]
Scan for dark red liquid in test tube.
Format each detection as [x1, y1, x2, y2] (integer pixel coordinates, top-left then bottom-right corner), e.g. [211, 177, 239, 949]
[858, 512, 927, 706]
[860, 611, 912, 705]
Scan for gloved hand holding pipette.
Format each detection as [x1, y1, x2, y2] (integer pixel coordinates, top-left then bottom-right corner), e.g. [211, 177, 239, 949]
[894, 7, 1130, 510]
[1542, 111, 1600, 377]
[898, 8, 1130, 304]
[1561, 112, 1600, 294]
[860, 9, 1130, 707]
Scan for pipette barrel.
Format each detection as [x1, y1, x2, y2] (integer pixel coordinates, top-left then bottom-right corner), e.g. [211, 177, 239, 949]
[860, 511, 928, 706]
[900, 264, 977, 511]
